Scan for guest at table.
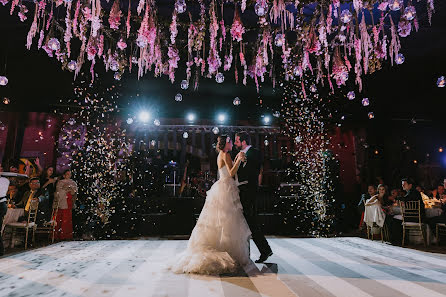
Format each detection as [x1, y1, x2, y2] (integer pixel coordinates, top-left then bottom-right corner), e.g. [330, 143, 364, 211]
[383, 188, 398, 208]
[358, 184, 377, 229]
[0, 163, 10, 256]
[16, 178, 43, 220]
[399, 178, 426, 219]
[433, 185, 445, 200]
[54, 170, 77, 241]
[7, 184, 21, 206]
[364, 184, 387, 230]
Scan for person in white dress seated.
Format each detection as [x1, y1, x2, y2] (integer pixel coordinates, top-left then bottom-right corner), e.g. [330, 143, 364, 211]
[170, 135, 253, 275]
[364, 184, 386, 229]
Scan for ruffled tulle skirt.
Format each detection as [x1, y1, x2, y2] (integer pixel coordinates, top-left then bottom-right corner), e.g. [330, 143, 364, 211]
[170, 176, 252, 275]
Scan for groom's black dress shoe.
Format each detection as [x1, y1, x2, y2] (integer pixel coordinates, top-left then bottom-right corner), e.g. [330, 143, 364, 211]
[255, 252, 273, 263]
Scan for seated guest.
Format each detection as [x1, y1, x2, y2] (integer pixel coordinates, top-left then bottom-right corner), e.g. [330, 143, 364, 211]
[433, 185, 445, 200]
[358, 184, 376, 229]
[399, 178, 426, 219]
[16, 178, 49, 223]
[390, 178, 425, 245]
[383, 189, 398, 208]
[416, 185, 433, 207]
[364, 184, 387, 229]
[7, 184, 21, 206]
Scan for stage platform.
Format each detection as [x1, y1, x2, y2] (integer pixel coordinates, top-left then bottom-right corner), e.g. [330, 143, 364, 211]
[1, 237, 446, 297]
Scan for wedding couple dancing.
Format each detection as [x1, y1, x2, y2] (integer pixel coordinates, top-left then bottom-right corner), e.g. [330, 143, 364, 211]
[171, 131, 273, 275]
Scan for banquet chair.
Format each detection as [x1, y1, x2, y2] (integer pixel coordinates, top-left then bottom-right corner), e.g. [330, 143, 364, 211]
[400, 201, 426, 247]
[366, 222, 384, 242]
[436, 223, 446, 245]
[4, 199, 39, 249]
[35, 199, 59, 244]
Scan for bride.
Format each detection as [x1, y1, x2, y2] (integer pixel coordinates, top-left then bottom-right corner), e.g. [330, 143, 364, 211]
[170, 135, 252, 275]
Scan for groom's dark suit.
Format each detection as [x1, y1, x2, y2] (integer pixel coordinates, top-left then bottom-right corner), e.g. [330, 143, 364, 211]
[237, 146, 272, 257]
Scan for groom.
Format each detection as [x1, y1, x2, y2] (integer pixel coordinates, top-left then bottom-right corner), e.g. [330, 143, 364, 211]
[234, 131, 273, 263]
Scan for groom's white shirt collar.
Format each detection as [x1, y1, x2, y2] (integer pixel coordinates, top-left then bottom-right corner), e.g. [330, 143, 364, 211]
[241, 145, 252, 153]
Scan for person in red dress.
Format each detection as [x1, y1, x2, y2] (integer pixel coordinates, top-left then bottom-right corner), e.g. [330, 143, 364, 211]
[53, 170, 77, 240]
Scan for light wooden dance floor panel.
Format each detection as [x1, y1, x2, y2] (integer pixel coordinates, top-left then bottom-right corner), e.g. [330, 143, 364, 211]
[1, 237, 446, 297]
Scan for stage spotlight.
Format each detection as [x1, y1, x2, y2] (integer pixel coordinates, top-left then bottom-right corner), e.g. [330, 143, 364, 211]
[138, 111, 151, 123]
[263, 115, 271, 125]
[187, 113, 196, 122]
[217, 113, 226, 123]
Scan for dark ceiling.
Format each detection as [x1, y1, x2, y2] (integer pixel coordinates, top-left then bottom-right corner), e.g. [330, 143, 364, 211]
[0, 1, 445, 125]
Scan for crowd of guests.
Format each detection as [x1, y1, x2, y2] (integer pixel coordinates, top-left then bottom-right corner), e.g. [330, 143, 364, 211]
[0, 158, 77, 255]
[358, 177, 446, 245]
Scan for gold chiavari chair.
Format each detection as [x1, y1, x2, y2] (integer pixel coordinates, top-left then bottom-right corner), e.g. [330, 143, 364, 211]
[5, 198, 39, 249]
[436, 223, 446, 245]
[35, 199, 59, 243]
[400, 200, 426, 247]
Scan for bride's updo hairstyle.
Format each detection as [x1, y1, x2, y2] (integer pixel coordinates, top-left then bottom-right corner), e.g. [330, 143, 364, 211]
[216, 135, 230, 153]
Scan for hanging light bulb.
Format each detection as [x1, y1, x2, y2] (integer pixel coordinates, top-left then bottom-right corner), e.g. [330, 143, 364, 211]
[362, 98, 370, 106]
[347, 91, 355, 100]
[274, 34, 285, 47]
[175, 93, 183, 102]
[2, 97, 10, 104]
[47, 38, 61, 51]
[233, 97, 241, 106]
[0, 76, 8, 86]
[340, 10, 353, 23]
[403, 6, 416, 20]
[368, 112, 375, 119]
[215, 73, 224, 83]
[254, 0, 268, 17]
[126, 118, 134, 125]
[175, 0, 187, 13]
[67, 60, 77, 71]
[154, 119, 161, 126]
[114, 72, 122, 80]
[180, 79, 189, 90]
[264, 139, 269, 146]
[273, 111, 280, 118]
[212, 127, 220, 134]
[395, 53, 405, 65]
[150, 140, 156, 146]
[388, 0, 403, 11]
[437, 76, 445, 88]
[110, 60, 120, 71]
[183, 132, 189, 139]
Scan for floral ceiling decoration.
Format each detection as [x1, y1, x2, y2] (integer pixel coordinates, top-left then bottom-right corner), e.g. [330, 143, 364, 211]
[2, 0, 436, 92]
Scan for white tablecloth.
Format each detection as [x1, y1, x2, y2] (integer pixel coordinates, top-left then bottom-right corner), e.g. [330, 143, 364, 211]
[1, 208, 24, 234]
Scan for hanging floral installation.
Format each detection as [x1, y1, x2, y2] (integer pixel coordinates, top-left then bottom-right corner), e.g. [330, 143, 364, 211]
[3, 0, 436, 91]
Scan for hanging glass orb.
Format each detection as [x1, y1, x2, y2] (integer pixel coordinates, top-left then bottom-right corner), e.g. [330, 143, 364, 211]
[273, 111, 280, 118]
[340, 10, 353, 23]
[233, 97, 241, 106]
[175, 0, 186, 13]
[180, 79, 189, 90]
[293, 66, 302, 77]
[153, 119, 161, 126]
[264, 139, 269, 146]
[295, 135, 302, 143]
[395, 53, 405, 65]
[67, 60, 77, 72]
[274, 34, 285, 47]
[254, 0, 268, 17]
[388, 0, 403, 11]
[437, 76, 445, 88]
[47, 38, 61, 51]
[0, 76, 8, 86]
[110, 60, 120, 72]
[183, 132, 189, 139]
[309, 84, 317, 92]
[362, 98, 370, 106]
[126, 117, 134, 125]
[150, 140, 157, 146]
[347, 91, 355, 100]
[68, 118, 76, 125]
[215, 73, 225, 83]
[403, 6, 416, 20]
[114, 72, 122, 81]
[212, 127, 220, 135]
[175, 93, 183, 102]
[2, 97, 10, 105]
[368, 112, 375, 119]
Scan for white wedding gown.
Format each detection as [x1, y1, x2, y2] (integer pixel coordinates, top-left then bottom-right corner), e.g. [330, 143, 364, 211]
[170, 166, 252, 275]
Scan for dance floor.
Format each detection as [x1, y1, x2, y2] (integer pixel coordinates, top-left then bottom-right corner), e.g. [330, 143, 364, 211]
[1, 237, 446, 297]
